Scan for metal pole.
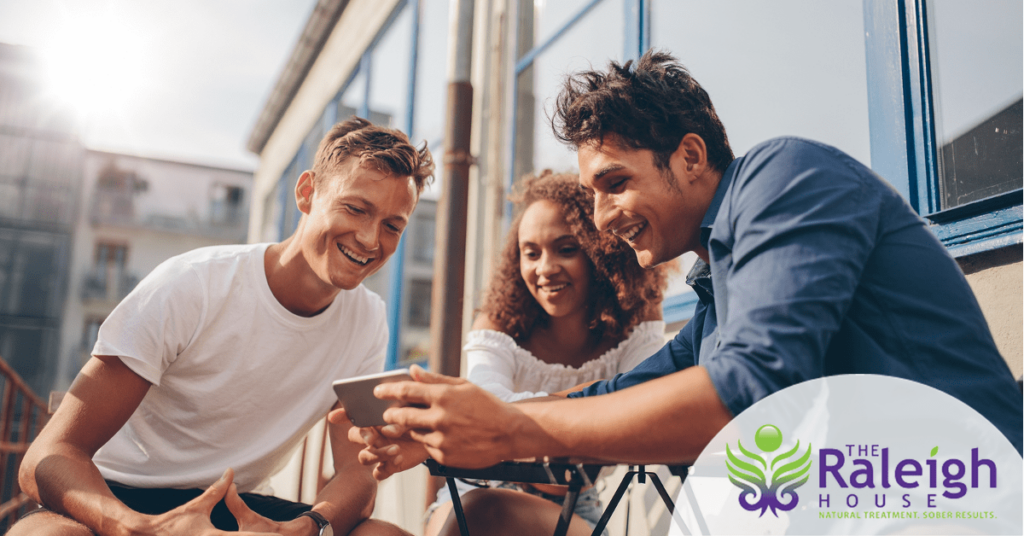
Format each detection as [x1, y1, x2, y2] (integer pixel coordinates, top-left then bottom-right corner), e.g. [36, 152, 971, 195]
[428, 0, 475, 379]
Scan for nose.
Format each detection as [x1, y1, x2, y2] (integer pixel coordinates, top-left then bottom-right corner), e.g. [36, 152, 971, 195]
[354, 222, 380, 251]
[536, 251, 561, 278]
[593, 191, 617, 232]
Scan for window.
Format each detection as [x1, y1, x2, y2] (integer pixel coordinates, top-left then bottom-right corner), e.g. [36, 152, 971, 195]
[411, 212, 435, 263]
[81, 317, 104, 352]
[864, 0, 1022, 257]
[83, 242, 133, 301]
[210, 184, 244, 225]
[926, 0, 1022, 209]
[407, 279, 433, 328]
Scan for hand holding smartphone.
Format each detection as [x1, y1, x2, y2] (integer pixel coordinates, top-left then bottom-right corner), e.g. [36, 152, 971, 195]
[332, 368, 413, 427]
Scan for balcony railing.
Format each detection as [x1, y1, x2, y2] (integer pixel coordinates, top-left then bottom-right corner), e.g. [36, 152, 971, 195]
[90, 190, 248, 241]
[0, 355, 49, 532]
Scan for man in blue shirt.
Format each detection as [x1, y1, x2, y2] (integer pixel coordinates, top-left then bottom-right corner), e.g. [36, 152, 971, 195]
[352, 51, 1022, 474]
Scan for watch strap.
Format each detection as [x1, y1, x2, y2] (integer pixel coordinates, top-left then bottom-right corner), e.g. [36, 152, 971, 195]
[298, 511, 331, 536]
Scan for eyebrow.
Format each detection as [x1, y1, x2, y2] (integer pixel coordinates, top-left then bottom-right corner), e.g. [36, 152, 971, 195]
[592, 164, 626, 180]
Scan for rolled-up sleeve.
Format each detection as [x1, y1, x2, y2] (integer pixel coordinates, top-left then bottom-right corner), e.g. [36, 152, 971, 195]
[703, 139, 881, 416]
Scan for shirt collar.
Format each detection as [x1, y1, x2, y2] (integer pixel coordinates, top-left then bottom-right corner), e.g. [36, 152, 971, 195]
[699, 158, 739, 249]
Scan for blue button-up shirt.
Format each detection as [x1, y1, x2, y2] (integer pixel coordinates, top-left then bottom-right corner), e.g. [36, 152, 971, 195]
[569, 137, 1023, 453]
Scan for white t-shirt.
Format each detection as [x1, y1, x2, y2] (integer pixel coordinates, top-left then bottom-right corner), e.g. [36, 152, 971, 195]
[465, 320, 666, 402]
[92, 243, 387, 493]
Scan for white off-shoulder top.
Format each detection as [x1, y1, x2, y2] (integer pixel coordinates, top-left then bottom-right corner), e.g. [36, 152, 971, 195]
[465, 320, 667, 402]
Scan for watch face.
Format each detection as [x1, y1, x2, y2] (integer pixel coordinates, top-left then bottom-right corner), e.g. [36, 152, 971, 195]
[322, 526, 334, 536]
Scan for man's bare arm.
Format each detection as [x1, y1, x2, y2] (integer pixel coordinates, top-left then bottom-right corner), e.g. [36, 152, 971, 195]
[312, 404, 379, 535]
[375, 365, 731, 468]
[19, 355, 154, 534]
[514, 366, 731, 463]
[19, 356, 278, 536]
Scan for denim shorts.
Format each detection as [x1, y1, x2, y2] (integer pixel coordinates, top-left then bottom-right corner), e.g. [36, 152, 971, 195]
[427, 478, 607, 534]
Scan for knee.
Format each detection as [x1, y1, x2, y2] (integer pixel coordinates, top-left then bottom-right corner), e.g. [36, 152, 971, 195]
[457, 488, 516, 525]
[6, 511, 94, 536]
[348, 518, 412, 536]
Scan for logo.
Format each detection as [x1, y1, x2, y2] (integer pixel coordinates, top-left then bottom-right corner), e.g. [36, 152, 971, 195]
[680, 377, 1022, 534]
[725, 423, 813, 517]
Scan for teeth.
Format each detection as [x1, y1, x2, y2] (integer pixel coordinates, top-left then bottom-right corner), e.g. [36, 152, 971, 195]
[620, 222, 646, 242]
[545, 284, 568, 292]
[339, 244, 370, 265]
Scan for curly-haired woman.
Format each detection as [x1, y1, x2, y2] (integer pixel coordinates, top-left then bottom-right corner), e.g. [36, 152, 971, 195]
[413, 171, 671, 536]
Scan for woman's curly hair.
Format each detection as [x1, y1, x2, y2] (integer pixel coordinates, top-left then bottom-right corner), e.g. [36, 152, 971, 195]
[480, 171, 670, 342]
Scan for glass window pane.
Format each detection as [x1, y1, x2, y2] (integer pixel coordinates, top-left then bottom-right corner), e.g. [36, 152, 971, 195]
[336, 69, 366, 121]
[927, 0, 1023, 209]
[520, 0, 605, 57]
[369, 4, 413, 130]
[413, 0, 450, 150]
[650, 0, 871, 167]
[513, 0, 624, 181]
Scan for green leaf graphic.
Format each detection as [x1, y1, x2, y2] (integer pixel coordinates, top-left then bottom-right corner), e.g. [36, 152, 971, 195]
[737, 439, 767, 470]
[772, 442, 812, 487]
[726, 443, 766, 483]
[770, 441, 800, 470]
[930, 446, 938, 457]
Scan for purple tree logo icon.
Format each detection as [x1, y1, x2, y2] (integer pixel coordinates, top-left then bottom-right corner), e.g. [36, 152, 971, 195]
[725, 424, 812, 517]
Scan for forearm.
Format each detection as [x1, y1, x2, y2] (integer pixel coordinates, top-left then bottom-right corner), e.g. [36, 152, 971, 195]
[21, 442, 145, 536]
[311, 466, 376, 535]
[513, 366, 731, 464]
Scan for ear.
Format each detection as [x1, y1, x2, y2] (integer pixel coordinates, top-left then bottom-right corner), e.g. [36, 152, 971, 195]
[295, 171, 315, 215]
[672, 133, 709, 184]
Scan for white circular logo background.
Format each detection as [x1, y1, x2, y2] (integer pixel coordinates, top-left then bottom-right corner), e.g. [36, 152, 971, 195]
[668, 375, 1022, 535]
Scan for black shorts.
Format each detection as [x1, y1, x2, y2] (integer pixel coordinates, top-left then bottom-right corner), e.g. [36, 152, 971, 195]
[26, 481, 311, 532]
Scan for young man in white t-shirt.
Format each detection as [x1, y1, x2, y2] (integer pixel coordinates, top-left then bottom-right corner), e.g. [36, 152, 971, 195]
[12, 117, 434, 536]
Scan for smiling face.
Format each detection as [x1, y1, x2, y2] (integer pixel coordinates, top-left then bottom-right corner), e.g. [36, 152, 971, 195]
[577, 134, 714, 267]
[296, 158, 418, 291]
[518, 199, 593, 319]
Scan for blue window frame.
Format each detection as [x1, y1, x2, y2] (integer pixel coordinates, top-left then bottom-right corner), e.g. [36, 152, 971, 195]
[864, 0, 1022, 258]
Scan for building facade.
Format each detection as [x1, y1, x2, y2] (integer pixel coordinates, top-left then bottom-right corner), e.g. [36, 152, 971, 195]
[56, 150, 252, 390]
[0, 43, 82, 396]
[248, 0, 1021, 533]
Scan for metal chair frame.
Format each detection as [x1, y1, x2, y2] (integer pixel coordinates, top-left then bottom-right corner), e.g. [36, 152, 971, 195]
[425, 460, 685, 536]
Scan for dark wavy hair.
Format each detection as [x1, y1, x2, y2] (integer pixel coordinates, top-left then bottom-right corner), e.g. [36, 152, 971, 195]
[552, 50, 735, 173]
[480, 172, 669, 342]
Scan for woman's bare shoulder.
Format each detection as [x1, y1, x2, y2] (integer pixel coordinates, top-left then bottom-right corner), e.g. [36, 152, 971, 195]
[471, 313, 502, 331]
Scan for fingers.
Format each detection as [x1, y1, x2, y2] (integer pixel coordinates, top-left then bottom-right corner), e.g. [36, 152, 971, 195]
[224, 483, 257, 526]
[372, 381, 435, 405]
[193, 468, 234, 514]
[379, 424, 409, 439]
[372, 459, 400, 480]
[409, 364, 464, 385]
[348, 426, 391, 449]
[327, 407, 350, 425]
[382, 405, 438, 430]
[348, 425, 367, 446]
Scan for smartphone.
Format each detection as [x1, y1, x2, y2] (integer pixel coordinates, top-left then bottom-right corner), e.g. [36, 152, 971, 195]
[332, 368, 413, 427]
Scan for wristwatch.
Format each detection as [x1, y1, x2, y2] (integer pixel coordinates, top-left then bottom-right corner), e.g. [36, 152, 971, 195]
[298, 511, 334, 536]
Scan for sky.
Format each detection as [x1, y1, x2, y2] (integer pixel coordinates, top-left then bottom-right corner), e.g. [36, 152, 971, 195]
[0, 0, 319, 170]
